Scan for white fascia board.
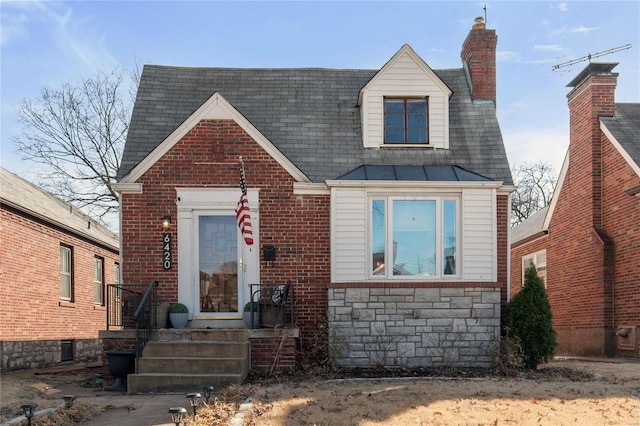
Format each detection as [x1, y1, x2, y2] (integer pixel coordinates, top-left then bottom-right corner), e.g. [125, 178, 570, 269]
[357, 44, 453, 105]
[543, 150, 569, 230]
[326, 180, 503, 190]
[112, 183, 143, 194]
[121, 92, 310, 184]
[293, 182, 330, 195]
[498, 184, 517, 195]
[601, 120, 640, 178]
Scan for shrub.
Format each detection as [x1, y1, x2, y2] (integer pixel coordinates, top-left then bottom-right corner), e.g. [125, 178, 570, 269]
[243, 302, 258, 312]
[505, 265, 557, 369]
[169, 302, 188, 313]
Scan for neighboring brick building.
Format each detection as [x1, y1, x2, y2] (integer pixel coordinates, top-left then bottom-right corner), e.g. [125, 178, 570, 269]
[0, 168, 120, 371]
[511, 63, 640, 358]
[115, 17, 514, 368]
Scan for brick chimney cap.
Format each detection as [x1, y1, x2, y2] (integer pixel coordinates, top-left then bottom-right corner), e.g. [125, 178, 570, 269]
[566, 62, 619, 87]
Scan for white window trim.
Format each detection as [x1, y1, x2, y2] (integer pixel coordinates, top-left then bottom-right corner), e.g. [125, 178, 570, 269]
[368, 194, 460, 280]
[522, 249, 546, 287]
[60, 245, 72, 301]
[94, 257, 104, 305]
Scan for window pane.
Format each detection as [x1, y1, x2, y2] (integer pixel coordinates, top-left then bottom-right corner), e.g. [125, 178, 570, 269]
[443, 200, 456, 275]
[406, 99, 426, 113]
[407, 113, 426, 129]
[372, 200, 386, 275]
[393, 200, 436, 276]
[60, 246, 71, 300]
[407, 129, 427, 143]
[385, 112, 404, 129]
[385, 129, 405, 143]
[94, 258, 103, 304]
[384, 99, 405, 113]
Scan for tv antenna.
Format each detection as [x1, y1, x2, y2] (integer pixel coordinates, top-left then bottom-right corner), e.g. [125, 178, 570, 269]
[552, 44, 632, 71]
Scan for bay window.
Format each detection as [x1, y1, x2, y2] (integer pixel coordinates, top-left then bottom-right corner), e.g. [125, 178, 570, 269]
[371, 197, 458, 278]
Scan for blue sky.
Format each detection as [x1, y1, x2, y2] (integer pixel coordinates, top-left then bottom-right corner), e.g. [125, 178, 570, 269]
[2, 1, 639, 184]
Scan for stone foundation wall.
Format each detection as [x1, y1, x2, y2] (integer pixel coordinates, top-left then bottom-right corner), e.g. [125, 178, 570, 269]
[1, 339, 102, 372]
[328, 287, 501, 368]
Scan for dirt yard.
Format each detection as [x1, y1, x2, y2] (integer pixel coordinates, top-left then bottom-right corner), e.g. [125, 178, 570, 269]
[1, 359, 639, 425]
[244, 359, 640, 426]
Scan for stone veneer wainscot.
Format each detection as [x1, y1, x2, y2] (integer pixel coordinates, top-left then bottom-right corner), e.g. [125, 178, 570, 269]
[328, 287, 501, 368]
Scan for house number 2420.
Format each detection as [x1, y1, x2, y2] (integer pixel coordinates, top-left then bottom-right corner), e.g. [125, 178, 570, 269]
[163, 233, 172, 270]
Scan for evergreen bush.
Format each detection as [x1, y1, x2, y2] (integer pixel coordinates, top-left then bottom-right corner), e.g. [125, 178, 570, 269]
[505, 265, 557, 369]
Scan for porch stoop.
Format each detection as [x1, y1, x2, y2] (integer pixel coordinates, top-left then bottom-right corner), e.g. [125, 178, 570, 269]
[127, 328, 249, 394]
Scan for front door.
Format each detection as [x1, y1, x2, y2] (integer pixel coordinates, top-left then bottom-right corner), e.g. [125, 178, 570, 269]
[176, 188, 259, 323]
[197, 214, 240, 316]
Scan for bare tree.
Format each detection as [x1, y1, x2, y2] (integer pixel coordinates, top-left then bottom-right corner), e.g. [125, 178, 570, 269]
[13, 66, 138, 229]
[511, 161, 557, 226]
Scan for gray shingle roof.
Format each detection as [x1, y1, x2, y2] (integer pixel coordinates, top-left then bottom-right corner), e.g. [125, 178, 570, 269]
[0, 168, 119, 250]
[600, 103, 640, 168]
[511, 205, 549, 245]
[119, 65, 513, 185]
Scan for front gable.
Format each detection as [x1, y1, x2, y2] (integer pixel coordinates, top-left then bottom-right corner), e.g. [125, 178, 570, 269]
[359, 44, 453, 149]
[119, 92, 309, 185]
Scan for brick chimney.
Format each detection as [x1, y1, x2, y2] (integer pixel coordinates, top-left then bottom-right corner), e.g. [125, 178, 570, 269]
[566, 62, 618, 229]
[461, 16, 498, 107]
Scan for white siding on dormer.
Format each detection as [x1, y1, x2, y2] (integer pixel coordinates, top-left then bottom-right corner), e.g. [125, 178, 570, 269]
[461, 188, 496, 281]
[361, 51, 450, 149]
[331, 188, 367, 282]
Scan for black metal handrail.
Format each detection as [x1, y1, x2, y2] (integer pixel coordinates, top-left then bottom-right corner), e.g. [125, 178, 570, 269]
[106, 281, 158, 372]
[133, 281, 158, 368]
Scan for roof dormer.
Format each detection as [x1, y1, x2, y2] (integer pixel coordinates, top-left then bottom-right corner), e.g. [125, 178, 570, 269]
[359, 44, 453, 149]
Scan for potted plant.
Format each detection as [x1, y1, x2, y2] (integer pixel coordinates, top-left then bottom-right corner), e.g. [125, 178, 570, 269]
[243, 301, 259, 329]
[169, 302, 189, 329]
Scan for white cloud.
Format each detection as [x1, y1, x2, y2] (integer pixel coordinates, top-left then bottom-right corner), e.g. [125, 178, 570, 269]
[0, 1, 118, 72]
[571, 26, 598, 34]
[496, 50, 518, 61]
[557, 2, 569, 12]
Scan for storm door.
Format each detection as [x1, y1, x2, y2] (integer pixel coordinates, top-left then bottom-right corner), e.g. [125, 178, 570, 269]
[197, 214, 240, 316]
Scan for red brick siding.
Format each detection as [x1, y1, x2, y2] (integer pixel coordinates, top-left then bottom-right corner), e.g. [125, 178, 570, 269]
[120, 120, 330, 350]
[602, 134, 640, 342]
[541, 72, 632, 357]
[460, 26, 498, 106]
[0, 207, 119, 342]
[250, 337, 297, 371]
[496, 194, 509, 304]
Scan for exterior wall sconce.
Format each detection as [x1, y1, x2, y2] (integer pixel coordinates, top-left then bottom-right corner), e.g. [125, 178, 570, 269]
[202, 385, 215, 404]
[20, 403, 37, 426]
[63, 395, 77, 408]
[162, 216, 172, 229]
[186, 392, 201, 416]
[168, 407, 187, 425]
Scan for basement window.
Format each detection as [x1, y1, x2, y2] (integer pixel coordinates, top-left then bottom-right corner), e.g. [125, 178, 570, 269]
[61, 340, 73, 362]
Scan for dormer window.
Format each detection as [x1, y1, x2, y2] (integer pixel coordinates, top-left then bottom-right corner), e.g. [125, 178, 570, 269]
[384, 98, 428, 144]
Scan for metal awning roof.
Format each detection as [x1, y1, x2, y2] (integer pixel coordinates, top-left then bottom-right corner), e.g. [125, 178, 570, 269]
[336, 165, 493, 181]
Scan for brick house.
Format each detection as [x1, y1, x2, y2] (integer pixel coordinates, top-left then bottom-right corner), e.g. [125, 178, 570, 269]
[511, 63, 640, 358]
[115, 17, 514, 369]
[0, 168, 120, 371]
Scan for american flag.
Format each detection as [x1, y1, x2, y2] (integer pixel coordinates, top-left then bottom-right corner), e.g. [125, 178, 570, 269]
[235, 158, 254, 246]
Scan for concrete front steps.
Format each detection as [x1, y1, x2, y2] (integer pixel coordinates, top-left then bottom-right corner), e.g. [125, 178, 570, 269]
[127, 328, 249, 394]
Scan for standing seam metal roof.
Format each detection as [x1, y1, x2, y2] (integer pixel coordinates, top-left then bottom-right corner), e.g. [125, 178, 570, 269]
[119, 65, 513, 185]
